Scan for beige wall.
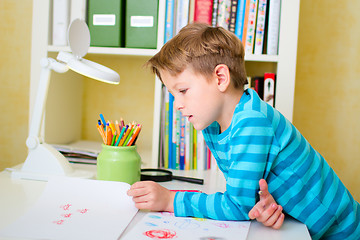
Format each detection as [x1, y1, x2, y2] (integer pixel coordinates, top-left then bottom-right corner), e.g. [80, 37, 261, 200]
[0, 1, 359, 202]
[293, 1, 360, 201]
[0, 0, 32, 171]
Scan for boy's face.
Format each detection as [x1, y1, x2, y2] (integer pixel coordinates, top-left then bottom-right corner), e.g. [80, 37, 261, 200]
[161, 67, 223, 131]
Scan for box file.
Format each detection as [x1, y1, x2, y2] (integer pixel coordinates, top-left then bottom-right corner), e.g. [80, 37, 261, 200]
[88, 0, 124, 47]
[125, 0, 159, 49]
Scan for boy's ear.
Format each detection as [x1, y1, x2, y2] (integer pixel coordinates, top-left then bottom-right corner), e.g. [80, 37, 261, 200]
[214, 64, 231, 92]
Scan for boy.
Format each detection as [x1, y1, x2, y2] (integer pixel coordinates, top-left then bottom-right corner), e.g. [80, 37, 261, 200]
[128, 23, 360, 239]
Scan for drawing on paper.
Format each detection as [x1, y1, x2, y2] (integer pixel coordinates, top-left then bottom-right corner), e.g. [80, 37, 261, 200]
[143, 229, 177, 239]
[53, 203, 90, 225]
[123, 212, 251, 240]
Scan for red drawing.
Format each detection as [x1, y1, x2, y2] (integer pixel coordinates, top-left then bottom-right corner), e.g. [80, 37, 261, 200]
[77, 208, 89, 214]
[60, 204, 71, 211]
[61, 213, 72, 218]
[144, 229, 177, 239]
[53, 220, 65, 225]
[212, 222, 229, 228]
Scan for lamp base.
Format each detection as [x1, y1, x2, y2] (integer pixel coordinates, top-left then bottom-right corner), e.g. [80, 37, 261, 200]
[12, 143, 94, 181]
[11, 168, 94, 181]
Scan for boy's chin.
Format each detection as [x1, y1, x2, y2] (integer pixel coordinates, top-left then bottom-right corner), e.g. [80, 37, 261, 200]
[192, 123, 209, 131]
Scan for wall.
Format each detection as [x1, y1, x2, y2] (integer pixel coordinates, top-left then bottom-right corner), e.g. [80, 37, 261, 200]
[0, 0, 32, 171]
[294, 1, 360, 201]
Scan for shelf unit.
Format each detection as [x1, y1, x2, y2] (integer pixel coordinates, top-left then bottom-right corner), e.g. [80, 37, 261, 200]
[29, 0, 300, 168]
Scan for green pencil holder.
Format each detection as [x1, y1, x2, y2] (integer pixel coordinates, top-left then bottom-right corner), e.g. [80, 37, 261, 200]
[97, 144, 141, 184]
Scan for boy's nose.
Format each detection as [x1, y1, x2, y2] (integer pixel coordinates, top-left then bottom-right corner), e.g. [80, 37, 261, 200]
[173, 99, 184, 111]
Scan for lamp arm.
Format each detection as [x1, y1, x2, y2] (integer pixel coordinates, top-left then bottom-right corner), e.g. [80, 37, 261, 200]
[26, 58, 69, 149]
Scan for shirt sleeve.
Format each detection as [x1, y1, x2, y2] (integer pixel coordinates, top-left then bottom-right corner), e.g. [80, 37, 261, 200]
[174, 113, 277, 221]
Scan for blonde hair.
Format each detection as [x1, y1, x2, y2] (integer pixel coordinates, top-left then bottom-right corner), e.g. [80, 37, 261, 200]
[146, 22, 247, 89]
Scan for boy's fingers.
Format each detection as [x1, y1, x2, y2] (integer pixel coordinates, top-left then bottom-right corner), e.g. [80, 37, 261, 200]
[258, 179, 270, 200]
[248, 208, 260, 220]
[272, 213, 285, 230]
[256, 203, 278, 222]
[262, 205, 282, 227]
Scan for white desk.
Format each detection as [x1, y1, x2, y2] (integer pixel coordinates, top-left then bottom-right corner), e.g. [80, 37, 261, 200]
[0, 165, 311, 240]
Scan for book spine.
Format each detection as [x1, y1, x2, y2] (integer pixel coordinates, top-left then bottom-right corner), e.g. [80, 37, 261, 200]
[179, 114, 186, 170]
[228, 0, 238, 32]
[244, 0, 258, 53]
[254, 0, 267, 54]
[252, 76, 264, 99]
[189, 123, 194, 169]
[211, 0, 219, 27]
[197, 130, 205, 171]
[185, 119, 191, 170]
[207, 147, 212, 169]
[234, 0, 246, 39]
[193, 128, 197, 169]
[175, 0, 190, 34]
[175, 110, 181, 169]
[194, 0, 214, 25]
[266, 0, 281, 55]
[164, 0, 176, 42]
[52, 0, 70, 46]
[164, 89, 170, 168]
[241, 0, 251, 44]
[168, 93, 174, 169]
[263, 72, 276, 107]
[216, 0, 231, 29]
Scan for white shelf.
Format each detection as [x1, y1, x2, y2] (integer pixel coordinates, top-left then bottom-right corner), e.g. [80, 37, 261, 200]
[48, 46, 279, 62]
[30, 0, 299, 168]
[245, 54, 279, 62]
[48, 45, 160, 57]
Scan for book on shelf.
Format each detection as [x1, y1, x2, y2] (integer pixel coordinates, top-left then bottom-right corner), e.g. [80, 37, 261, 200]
[247, 72, 276, 105]
[234, 0, 247, 40]
[175, 0, 191, 34]
[164, 0, 176, 42]
[263, 72, 276, 107]
[193, 0, 214, 25]
[251, 75, 264, 99]
[52, 140, 102, 165]
[241, 0, 251, 44]
[266, 0, 281, 55]
[87, 0, 124, 47]
[253, 0, 267, 54]
[228, 0, 239, 32]
[216, 0, 231, 30]
[52, 0, 70, 46]
[244, 0, 259, 53]
[125, 0, 159, 49]
[211, 0, 219, 27]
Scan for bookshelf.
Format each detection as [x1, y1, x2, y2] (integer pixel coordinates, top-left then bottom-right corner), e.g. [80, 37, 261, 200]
[29, 0, 300, 168]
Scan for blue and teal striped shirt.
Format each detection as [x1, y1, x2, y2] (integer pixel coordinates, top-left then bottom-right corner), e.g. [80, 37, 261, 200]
[173, 88, 360, 239]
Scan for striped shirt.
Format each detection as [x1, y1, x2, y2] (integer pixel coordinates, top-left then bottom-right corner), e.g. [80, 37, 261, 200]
[173, 88, 360, 239]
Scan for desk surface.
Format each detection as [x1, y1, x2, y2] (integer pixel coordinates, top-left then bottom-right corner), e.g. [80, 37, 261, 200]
[0, 165, 311, 240]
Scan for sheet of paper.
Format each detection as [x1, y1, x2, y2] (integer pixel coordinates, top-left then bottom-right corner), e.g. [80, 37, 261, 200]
[122, 212, 251, 240]
[0, 177, 138, 240]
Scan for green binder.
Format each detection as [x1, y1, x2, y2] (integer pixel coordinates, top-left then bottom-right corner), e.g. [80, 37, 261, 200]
[88, 0, 124, 47]
[125, 0, 159, 49]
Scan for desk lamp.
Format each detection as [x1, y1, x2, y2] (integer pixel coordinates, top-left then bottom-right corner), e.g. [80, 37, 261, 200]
[12, 19, 120, 181]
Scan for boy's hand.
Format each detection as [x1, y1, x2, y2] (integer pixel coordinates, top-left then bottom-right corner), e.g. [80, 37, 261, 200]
[248, 179, 284, 229]
[127, 181, 176, 212]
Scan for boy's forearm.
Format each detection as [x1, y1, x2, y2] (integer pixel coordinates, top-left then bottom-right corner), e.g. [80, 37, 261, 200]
[173, 191, 251, 221]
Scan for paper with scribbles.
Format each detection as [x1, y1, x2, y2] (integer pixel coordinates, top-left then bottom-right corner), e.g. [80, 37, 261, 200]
[0, 177, 138, 240]
[122, 211, 250, 240]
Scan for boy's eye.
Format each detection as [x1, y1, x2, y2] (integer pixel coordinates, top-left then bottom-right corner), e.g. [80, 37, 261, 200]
[179, 89, 188, 94]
